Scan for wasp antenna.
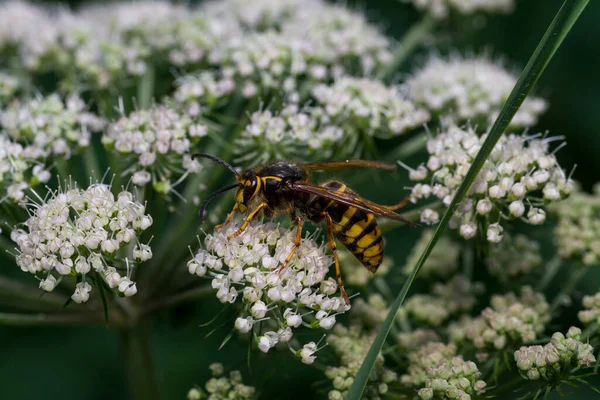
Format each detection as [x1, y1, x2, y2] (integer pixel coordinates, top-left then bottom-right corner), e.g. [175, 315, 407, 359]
[192, 153, 240, 179]
[199, 183, 239, 223]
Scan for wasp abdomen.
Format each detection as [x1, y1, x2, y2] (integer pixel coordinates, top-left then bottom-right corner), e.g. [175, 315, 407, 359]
[318, 181, 384, 272]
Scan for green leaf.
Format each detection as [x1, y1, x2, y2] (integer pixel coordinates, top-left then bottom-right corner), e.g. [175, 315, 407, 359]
[345, 1, 589, 398]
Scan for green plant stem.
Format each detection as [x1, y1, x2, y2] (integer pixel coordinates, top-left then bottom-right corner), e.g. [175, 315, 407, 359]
[549, 266, 588, 314]
[538, 256, 563, 291]
[346, 1, 590, 397]
[55, 157, 70, 183]
[83, 141, 102, 182]
[382, 14, 437, 80]
[142, 284, 214, 315]
[107, 151, 122, 190]
[0, 311, 111, 326]
[119, 322, 162, 400]
[137, 67, 155, 110]
[0, 276, 68, 308]
[387, 131, 429, 163]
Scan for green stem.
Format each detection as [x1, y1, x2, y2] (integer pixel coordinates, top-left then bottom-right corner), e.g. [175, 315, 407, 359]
[55, 157, 70, 184]
[0, 276, 68, 309]
[382, 14, 438, 80]
[0, 311, 109, 326]
[385, 131, 429, 163]
[82, 142, 102, 182]
[108, 151, 123, 190]
[137, 66, 156, 110]
[537, 255, 563, 291]
[549, 266, 588, 314]
[119, 323, 162, 400]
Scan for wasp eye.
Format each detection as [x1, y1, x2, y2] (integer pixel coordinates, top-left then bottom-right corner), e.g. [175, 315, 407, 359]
[242, 176, 258, 202]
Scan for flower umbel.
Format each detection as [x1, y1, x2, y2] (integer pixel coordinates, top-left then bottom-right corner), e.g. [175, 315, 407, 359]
[406, 55, 546, 128]
[407, 125, 573, 242]
[11, 184, 152, 302]
[102, 105, 206, 194]
[514, 327, 596, 381]
[188, 222, 349, 360]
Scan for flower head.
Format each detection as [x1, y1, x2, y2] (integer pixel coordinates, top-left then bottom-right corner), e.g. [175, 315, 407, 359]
[0, 136, 51, 204]
[515, 327, 596, 381]
[406, 55, 546, 128]
[1, 94, 105, 158]
[102, 105, 205, 193]
[408, 0, 515, 18]
[578, 292, 600, 328]
[325, 325, 397, 400]
[311, 77, 430, 138]
[550, 183, 600, 266]
[401, 341, 487, 399]
[449, 286, 550, 353]
[401, 275, 483, 326]
[193, 362, 256, 400]
[236, 106, 343, 165]
[406, 125, 573, 242]
[11, 183, 152, 302]
[188, 222, 349, 360]
[486, 233, 542, 281]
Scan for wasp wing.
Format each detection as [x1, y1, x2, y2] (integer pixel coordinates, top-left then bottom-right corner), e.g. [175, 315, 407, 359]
[301, 159, 396, 172]
[289, 181, 418, 226]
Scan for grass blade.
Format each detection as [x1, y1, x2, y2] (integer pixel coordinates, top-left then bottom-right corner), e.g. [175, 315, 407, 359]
[345, 1, 589, 398]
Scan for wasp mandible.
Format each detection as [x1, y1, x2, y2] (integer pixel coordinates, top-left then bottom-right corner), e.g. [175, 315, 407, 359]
[193, 153, 418, 304]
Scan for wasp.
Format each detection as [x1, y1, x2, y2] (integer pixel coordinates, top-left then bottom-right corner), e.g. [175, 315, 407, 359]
[193, 153, 418, 304]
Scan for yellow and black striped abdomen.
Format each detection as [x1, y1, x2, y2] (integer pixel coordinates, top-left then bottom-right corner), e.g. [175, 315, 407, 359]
[319, 181, 384, 272]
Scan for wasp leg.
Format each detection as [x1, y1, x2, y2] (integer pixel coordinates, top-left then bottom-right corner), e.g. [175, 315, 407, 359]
[215, 203, 239, 231]
[228, 202, 268, 239]
[387, 195, 411, 211]
[323, 212, 350, 305]
[277, 216, 304, 271]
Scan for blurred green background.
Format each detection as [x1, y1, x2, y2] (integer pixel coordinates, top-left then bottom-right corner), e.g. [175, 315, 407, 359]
[1, 0, 599, 399]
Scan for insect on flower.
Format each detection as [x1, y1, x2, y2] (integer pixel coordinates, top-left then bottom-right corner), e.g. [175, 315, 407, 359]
[192, 153, 418, 303]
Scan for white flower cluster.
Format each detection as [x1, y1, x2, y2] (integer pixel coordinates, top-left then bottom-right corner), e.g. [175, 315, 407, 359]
[325, 325, 397, 400]
[0, 136, 52, 205]
[550, 183, 600, 266]
[10, 184, 153, 303]
[311, 77, 430, 138]
[236, 105, 344, 165]
[102, 105, 206, 193]
[1, 94, 105, 158]
[406, 56, 547, 128]
[187, 363, 256, 400]
[402, 230, 459, 279]
[172, 71, 236, 117]
[400, 276, 483, 326]
[187, 222, 349, 361]
[514, 327, 596, 381]
[1, 1, 391, 91]
[486, 234, 542, 281]
[578, 292, 600, 328]
[449, 286, 550, 353]
[407, 0, 515, 19]
[407, 125, 573, 242]
[401, 342, 487, 400]
[0, 71, 20, 104]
